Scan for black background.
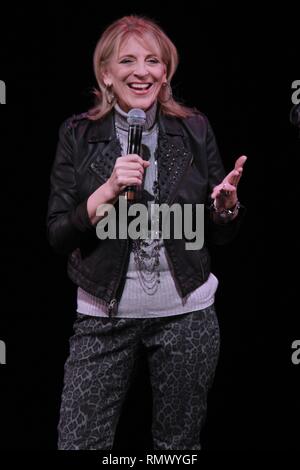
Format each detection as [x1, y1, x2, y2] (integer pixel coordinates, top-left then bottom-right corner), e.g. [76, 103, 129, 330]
[0, 4, 299, 451]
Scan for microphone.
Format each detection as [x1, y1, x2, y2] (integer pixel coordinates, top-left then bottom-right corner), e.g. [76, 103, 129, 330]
[125, 108, 146, 201]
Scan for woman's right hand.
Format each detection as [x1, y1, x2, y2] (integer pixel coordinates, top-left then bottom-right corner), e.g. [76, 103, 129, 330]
[106, 154, 150, 198]
[87, 155, 150, 225]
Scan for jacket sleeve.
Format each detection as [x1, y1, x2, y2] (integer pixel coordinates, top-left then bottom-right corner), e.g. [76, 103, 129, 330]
[46, 119, 95, 254]
[204, 116, 246, 245]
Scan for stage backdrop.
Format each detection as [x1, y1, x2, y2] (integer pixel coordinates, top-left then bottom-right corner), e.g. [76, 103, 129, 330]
[0, 4, 299, 451]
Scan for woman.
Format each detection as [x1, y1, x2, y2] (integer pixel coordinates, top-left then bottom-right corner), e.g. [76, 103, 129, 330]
[47, 15, 246, 450]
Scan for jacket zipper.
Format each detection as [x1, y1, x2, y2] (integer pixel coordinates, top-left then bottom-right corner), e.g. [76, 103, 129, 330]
[107, 239, 129, 317]
[163, 154, 196, 297]
[108, 298, 117, 316]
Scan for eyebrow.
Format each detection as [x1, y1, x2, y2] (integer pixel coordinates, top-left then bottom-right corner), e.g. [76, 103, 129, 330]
[118, 53, 160, 59]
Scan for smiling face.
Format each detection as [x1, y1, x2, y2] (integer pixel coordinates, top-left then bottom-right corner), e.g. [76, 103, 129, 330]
[102, 34, 167, 112]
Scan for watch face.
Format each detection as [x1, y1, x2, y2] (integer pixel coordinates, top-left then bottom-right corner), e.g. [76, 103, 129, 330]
[211, 201, 240, 222]
[221, 210, 231, 217]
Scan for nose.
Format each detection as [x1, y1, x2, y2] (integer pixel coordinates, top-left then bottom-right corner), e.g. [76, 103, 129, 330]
[133, 60, 149, 78]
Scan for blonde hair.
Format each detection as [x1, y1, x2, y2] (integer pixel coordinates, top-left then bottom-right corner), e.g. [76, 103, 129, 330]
[88, 15, 195, 120]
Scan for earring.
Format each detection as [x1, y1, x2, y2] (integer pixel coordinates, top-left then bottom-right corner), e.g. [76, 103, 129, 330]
[104, 84, 115, 105]
[159, 82, 172, 103]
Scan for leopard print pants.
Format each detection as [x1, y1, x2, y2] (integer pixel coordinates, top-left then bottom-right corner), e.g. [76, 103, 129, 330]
[58, 305, 220, 450]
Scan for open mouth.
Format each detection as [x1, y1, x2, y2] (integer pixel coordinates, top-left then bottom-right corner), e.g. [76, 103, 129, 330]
[127, 83, 153, 93]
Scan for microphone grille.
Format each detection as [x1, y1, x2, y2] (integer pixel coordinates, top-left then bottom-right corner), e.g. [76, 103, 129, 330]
[127, 108, 146, 126]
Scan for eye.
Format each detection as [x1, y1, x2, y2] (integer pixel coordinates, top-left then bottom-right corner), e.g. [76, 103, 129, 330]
[147, 58, 160, 64]
[119, 58, 134, 64]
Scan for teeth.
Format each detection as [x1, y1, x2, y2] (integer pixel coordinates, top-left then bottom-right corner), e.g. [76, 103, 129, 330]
[129, 84, 151, 90]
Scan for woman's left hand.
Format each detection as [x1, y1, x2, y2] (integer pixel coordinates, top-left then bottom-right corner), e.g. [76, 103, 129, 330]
[211, 155, 247, 210]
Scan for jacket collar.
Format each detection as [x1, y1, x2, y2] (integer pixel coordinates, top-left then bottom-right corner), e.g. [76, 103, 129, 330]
[87, 112, 116, 143]
[87, 109, 184, 143]
[158, 113, 184, 137]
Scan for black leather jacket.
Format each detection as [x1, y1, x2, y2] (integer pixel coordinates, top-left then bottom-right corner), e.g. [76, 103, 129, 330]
[47, 109, 244, 316]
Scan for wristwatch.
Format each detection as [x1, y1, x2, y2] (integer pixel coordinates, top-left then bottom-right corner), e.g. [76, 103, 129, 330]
[211, 200, 240, 221]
